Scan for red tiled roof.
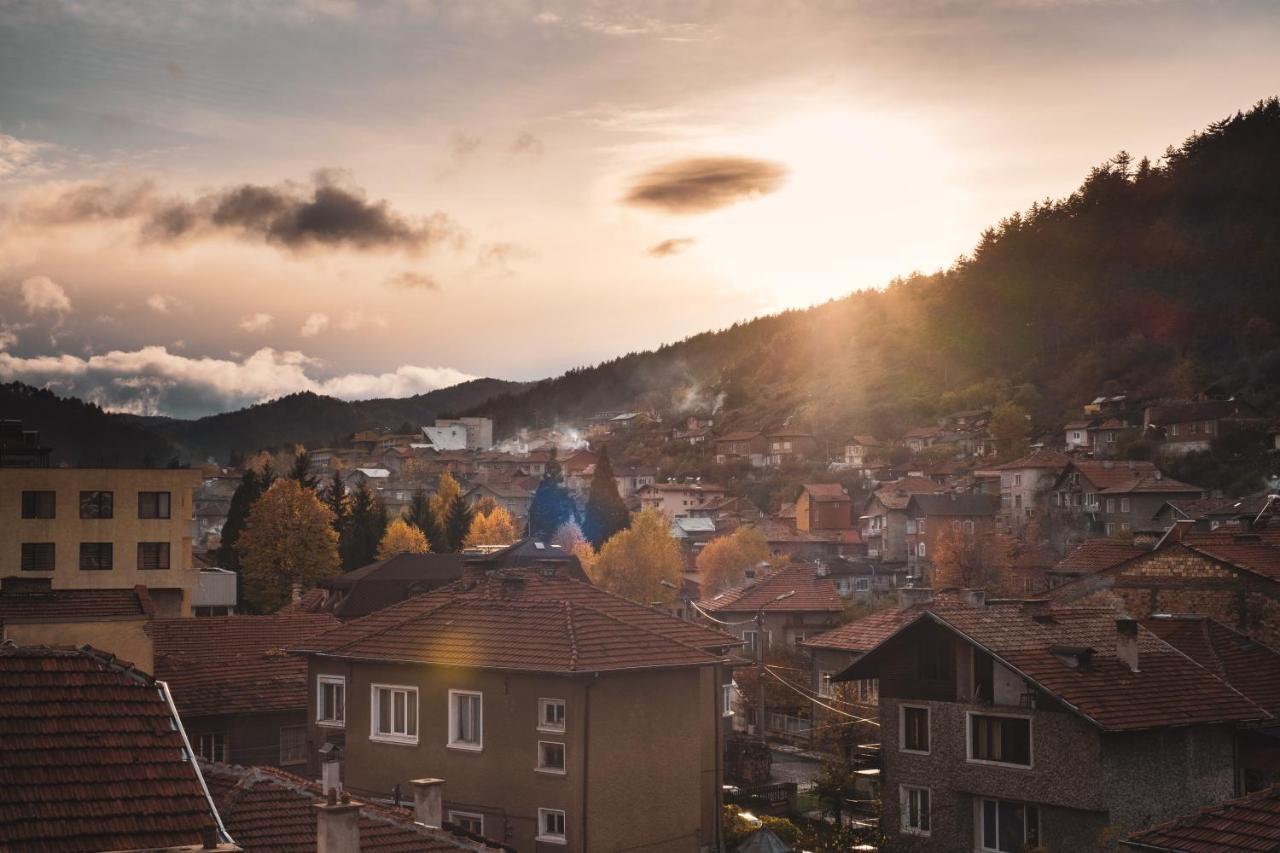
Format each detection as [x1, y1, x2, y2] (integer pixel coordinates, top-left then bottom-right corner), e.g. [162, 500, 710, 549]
[150, 614, 340, 717]
[1189, 544, 1280, 581]
[639, 481, 726, 493]
[989, 449, 1070, 472]
[1143, 616, 1280, 715]
[846, 435, 882, 447]
[1052, 540, 1149, 575]
[868, 476, 945, 511]
[717, 431, 761, 442]
[202, 764, 501, 852]
[1123, 784, 1280, 852]
[803, 483, 850, 502]
[296, 571, 736, 672]
[1066, 460, 1202, 495]
[0, 645, 223, 852]
[0, 581, 153, 621]
[804, 607, 916, 652]
[699, 564, 844, 614]
[279, 587, 329, 614]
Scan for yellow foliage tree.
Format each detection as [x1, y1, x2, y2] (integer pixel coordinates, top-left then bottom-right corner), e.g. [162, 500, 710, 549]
[431, 471, 463, 518]
[377, 517, 431, 559]
[697, 526, 769, 594]
[465, 506, 520, 548]
[551, 520, 598, 580]
[594, 508, 684, 604]
[237, 479, 341, 613]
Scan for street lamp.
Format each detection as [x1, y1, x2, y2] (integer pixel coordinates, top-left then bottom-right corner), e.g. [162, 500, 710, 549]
[755, 590, 794, 742]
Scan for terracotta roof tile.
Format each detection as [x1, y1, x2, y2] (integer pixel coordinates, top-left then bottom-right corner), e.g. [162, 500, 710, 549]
[1053, 540, 1149, 575]
[1143, 616, 1280, 715]
[0, 581, 153, 621]
[802, 483, 850, 502]
[0, 645, 223, 852]
[699, 565, 844, 614]
[867, 477, 945, 511]
[1065, 460, 1202, 495]
[1123, 784, 1280, 852]
[804, 607, 916, 652]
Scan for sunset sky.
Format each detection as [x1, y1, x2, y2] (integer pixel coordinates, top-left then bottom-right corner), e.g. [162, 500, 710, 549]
[2, 0, 1279, 417]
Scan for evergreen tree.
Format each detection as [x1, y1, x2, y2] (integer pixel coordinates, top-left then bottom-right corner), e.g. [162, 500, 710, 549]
[406, 487, 444, 548]
[216, 468, 261, 573]
[323, 471, 350, 542]
[445, 492, 475, 552]
[430, 473, 464, 553]
[289, 450, 317, 490]
[343, 483, 388, 570]
[528, 448, 577, 541]
[581, 446, 631, 549]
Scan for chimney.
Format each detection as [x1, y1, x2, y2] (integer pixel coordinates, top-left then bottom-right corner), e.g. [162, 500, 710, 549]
[897, 587, 935, 609]
[315, 788, 361, 853]
[291, 582, 302, 605]
[320, 744, 342, 796]
[409, 778, 445, 828]
[962, 588, 986, 608]
[1116, 618, 1140, 673]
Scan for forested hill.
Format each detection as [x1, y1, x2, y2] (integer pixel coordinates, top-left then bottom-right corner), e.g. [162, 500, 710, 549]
[467, 98, 1280, 441]
[1, 377, 525, 466]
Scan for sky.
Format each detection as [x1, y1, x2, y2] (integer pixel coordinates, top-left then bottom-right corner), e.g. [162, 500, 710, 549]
[2, 0, 1279, 418]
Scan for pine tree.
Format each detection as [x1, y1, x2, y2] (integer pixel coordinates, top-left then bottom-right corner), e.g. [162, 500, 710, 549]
[323, 471, 350, 545]
[582, 446, 631, 549]
[445, 493, 475, 552]
[406, 487, 444, 549]
[343, 483, 388, 570]
[217, 468, 262, 573]
[528, 448, 577, 541]
[289, 450, 317, 490]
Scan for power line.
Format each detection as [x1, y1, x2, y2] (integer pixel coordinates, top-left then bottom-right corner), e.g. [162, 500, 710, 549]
[690, 600, 758, 626]
[761, 666, 880, 726]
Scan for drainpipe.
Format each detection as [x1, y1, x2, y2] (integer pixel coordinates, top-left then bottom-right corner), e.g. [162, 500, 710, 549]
[582, 674, 597, 853]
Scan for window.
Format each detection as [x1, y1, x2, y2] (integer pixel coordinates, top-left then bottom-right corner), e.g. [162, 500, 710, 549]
[1120, 497, 1131, 513]
[196, 732, 227, 763]
[818, 672, 834, 699]
[21, 491, 55, 519]
[448, 811, 484, 835]
[1013, 473, 1022, 486]
[138, 491, 171, 519]
[1106, 498, 1115, 513]
[1014, 494, 1022, 509]
[964, 519, 975, 533]
[1170, 423, 1180, 437]
[900, 705, 930, 753]
[906, 519, 917, 534]
[448, 689, 482, 750]
[855, 679, 879, 703]
[1106, 431, 1116, 443]
[723, 682, 736, 716]
[79, 491, 113, 519]
[1104, 522, 1115, 535]
[137, 542, 171, 570]
[1086, 493, 1099, 509]
[21, 542, 55, 571]
[901, 785, 931, 835]
[969, 713, 1032, 766]
[979, 799, 1041, 852]
[371, 684, 418, 744]
[917, 542, 926, 558]
[537, 808, 567, 845]
[279, 725, 307, 765]
[854, 577, 870, 592]
[537, 741, 566, 774]
[79, 542, 113, 570]
[918, 519, 926, 533]
[317, 676, 345, 727]
[538, 697, 566, 731]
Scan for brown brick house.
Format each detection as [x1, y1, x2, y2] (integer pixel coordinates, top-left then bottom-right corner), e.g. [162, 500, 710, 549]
[1050, 459, 1202, 545]
[860, 476, 945, 563]
[294, 567, 738, 853]
[903, 493, 1000, 583]
[795, 483, 853, 532]
[835, 604, 1268, 851]
[714, 431, 768, 467]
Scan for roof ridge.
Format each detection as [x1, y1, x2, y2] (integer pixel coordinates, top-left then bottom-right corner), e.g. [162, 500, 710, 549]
[315, 595, 460, 656]
[566, 599, 725, 664]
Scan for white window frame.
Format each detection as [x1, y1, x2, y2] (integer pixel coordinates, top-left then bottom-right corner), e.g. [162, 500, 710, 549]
[856, 679, 879, 703]
[1120, 497, 1131, 513]
[977, 798, 1041, 853]
[818, 671, 834, 699]
[370, 684, 419, 745]
[966, 710, 1034, 769]
[855, 577, 870, 592]
[536, 808, 567, 845]
[197, 731, 228, 763]
[917, 542, 926, 558]
[447, 689, 483, 751]
[536, 740, 567, 775]
[900, 785, 931, 836]
[538, 697, 566, 733]
[317, 675, 346, 728]
[448, 810, 484, 836]
[899, 704, 931, 755]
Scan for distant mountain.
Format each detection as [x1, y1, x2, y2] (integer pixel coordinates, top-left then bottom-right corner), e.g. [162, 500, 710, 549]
[466, 98, 1280, 445]
[2, 378, 525, 466]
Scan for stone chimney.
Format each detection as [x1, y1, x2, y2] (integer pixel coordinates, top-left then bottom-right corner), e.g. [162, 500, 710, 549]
[1116, 618, 1140, 673]
[409, 778, 445, 828]
[897, 587, 935, 609]
[315, 788, 361, 853]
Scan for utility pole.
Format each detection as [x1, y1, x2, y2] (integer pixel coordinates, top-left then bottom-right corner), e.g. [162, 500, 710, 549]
[755, 590, 795, 742]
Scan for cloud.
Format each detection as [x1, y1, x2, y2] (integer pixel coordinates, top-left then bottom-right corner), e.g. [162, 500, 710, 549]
[300, 312, 330, 337]
[623, 155, 788, 214]
[386, 271, 440, 290]
[509, 132, 544, 160]
[0, 133, 53, 180]
[450, 132, 482, 161]
[0, 325, 19, 351]
[647, 237, 695, 257]
[21, 276, 71, 315]
[336, 309, 388, 331]
[147, 293, 182, 313]
[0, 345, 476, 418]
[13, 170, 459, 255]
[239, 312, 274, 332]
[476, 241, 535, 275]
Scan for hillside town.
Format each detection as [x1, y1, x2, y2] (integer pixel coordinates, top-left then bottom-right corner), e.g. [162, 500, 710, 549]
[5, 381, 1280, 852]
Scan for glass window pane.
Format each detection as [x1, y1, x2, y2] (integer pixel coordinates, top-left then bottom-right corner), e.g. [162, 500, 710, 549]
[983, 800, 997, 848]
[378, 689, 391, 733]
[406, 690, 417, 736]
[393, 691, 405, 732]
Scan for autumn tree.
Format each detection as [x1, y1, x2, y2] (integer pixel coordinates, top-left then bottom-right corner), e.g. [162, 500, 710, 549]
[406, 487, 443, 548]
[593, 508, 683, 603]
[582, 446, 631, 548]
[989, 401, 1030, 460]
[465, 506, 520, 548]
[552, 520, 598, 579]
[931, 527, 1012, 590]
[430, 473, 464, 553]
[237, 479, 340, 612]
[377, 517, 432, 559]
[217, 466, 274, 573]
[696, 526, 769, 594]
[343, 483, 388, 570]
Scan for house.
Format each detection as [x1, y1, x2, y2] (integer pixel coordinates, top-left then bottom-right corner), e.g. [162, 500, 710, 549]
[988, 449, 1068, 535]
[1051, 459, 1202, 543]
[671, 515, 720, 557]
[1063, 420, 1094, 452]
[433, 416, 494, 451]
[835, 602, 1268, 852]
[0, 575, 156, 670]
[0, 644, 236, 851]
[715, 431, 768, 467]
[193, 565, 239, 616]
[1091, 419, 1139, 458]
[1144, 399, 1262, 455]
[201, 762, 505, 852]
[902, 493, 1000, 582]
[904, 426, 943, 453]
[151, 613, 340, 770]
[462, 538, 592, 582]
[839, 435, 882, 470]
[637, 480, 727, 517]
[751, 520, 846, 563]
[860, 476, 945, 563]
[766, 430, 817, 467]
[697, 564, 844, 652]
[293, 566, 738, 853]
[821, 556, 910, 598]
[315, 552, 466, 619]
[1, 465, 203, 616]
[1122, 784, 1280, 852]
[1153, 493, 1276, 529]
[0, 418, 52, 467]
[463, 481, 533, 518]
[795, 483, 854, 532]
[1046, 539, 1148, 588]
[613, 465, 657, 499]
